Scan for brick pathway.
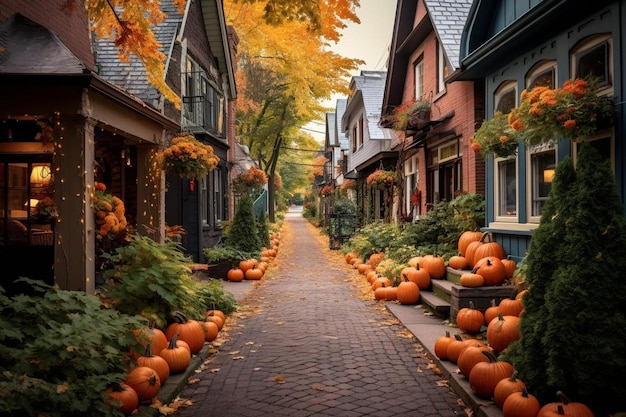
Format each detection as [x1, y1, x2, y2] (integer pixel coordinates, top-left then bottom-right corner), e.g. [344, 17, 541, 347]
[174, 212, 467, 417]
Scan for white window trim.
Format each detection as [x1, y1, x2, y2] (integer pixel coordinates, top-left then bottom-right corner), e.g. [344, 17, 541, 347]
[526, 144, 556, 224]
[493, 156, 519, 223]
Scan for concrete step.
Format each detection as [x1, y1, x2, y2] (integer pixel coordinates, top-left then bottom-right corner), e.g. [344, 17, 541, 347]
[420, 290, 450, 318]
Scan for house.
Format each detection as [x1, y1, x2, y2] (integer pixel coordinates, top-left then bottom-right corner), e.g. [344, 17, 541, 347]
[454, 0, 623, 261]
[0, 2, 179, 294]
[342, 70, 399, 224]
[95, 0, 237, 263]
[324, 98, 351, 189]
[381, 0, 483, 223]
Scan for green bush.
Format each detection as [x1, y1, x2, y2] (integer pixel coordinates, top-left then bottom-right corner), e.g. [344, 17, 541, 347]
[203, 245, 255, 266]
[190, 279, 237, 315]
[0, 279, 144, 417]
[257, 210, 271, 248]
[228, 194, 262, 253]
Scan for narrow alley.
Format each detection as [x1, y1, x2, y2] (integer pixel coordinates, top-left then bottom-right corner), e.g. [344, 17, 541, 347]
[172, 210, 467, 417]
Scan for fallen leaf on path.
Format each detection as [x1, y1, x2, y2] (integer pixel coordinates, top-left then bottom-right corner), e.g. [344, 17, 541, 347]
[209, 368, 220, 373]
[233, 356, 244, 360]
[436, 380, 449, 387]
[311, 385, 325, 391]
[228, 351, 240, 355]
[274, 375, 285, 384]
[187, 378, 200, 384]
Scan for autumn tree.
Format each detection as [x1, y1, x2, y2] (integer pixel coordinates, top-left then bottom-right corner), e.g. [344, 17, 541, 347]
[225, 0, 362, 220]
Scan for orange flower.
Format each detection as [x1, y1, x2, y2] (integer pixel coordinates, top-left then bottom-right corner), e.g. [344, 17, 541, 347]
[499, 135, 509, 143]
[563, 119, 577, 129]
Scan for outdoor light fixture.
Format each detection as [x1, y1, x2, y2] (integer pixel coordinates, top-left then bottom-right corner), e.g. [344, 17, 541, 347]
[30, 165, 52, 186]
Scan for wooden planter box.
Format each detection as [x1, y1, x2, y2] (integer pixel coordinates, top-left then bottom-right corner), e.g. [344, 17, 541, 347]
[207, 262, 233, 280]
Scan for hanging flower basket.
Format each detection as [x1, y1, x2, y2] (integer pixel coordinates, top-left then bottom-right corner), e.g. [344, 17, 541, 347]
[233, 167, 267, 194]
[391, 100, 432, 131]
[157, 134, 219, 179]
[340, 179, 356, 191]
[367, 169, 397, 189]
[508, 78, 614, 146]
[320, 184, 335, 197]
[470, 111, 520, 158]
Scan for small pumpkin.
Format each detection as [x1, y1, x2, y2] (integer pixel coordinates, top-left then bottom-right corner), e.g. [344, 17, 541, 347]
[468, 350, 514, 399]
[357, 263, 372, 274]
[487, 313, 520, 354]
[371, 276, 393, 290]
[159, 334, 191, 373]
[499, 297, 524, 317]
[205, 309, 226, 322]
[501, 256, 517, 280]
[494, 371, 526, 408]
[136, 343, 170, 384]
[201, 320, 219, 342]
[448, 254, 469, 270]
[537, 391, 595, 417]
[206, 313, 225, 330]
[239, 258, 255, 273]
[434, 331, 454, 360]
[502, 388, 541, 417]
[227, 268, 245, 282]
[345, 252, 358, 264]
[460, 272, 484, 288]
[484, 299, 501, 325]
[446, 334, 473, 364]
[124, 366, 161, 403]
[396, 276, 420, 305]
[165, 312, 206, 354]
[105, 382, 139, 415]
[245, 266, 264, 280]
[456, 301, 485, 334]
[374, 283, 390, 301]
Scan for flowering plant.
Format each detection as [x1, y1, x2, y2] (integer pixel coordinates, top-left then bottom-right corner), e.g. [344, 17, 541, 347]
[508, 78, 614, 146]
[390, 100, 432, 131]
[33, 196, 58, 222]
[367, 169, 397, 188]
[233, 167, 268, 194]
[93, 182, 127, 240]
[320, 184, 335, 197]
[470, 111, 520, 158]
[340, 179, 356, 191]
[157, 134, 219, 179]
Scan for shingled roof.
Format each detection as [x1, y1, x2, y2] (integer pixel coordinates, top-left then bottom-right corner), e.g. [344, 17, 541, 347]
[350, 71, 394, 140]
[94, 3, 183, 108]
[424, 0, 473, 70]
[335, 98, 349, 151]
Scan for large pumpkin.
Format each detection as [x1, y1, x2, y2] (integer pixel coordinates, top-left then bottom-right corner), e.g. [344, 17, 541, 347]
[401, 266, 431, 290]
[468, 350, 514, 399]
[106, 382, 139, 415]
[458, 231, 482, 256]
[420, 254, 446, 279]
[467, 232, 505, 268]
[159, 334, 191, 373]
[537, 391, 595, 417]
[502, 388, 541, 417]
[136, 343, 170, 384]
[457, 343, 491, 377]
[473, 256, 507, 286]
[494, 371, 526, 409]
[165, 312, 206, 354]
[456, 301, 485, 334]
[498, 297, 524, 317]
[396, 276, 420, 305]
[487, 313, 520, 353]
[124, 366, 161, 403]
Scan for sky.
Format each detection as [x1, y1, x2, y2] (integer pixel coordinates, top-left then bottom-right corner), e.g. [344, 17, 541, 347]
[304, 0, 397, 142]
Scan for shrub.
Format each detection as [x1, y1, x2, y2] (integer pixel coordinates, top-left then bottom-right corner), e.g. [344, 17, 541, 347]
[228, 194, 262, 253]
[0, 279, 144, 417]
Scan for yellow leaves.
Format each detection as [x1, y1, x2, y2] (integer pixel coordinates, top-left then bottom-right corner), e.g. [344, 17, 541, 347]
[153, 397, 194, 415]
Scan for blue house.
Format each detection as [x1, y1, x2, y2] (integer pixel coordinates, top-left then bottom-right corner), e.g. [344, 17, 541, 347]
[454, 0, 624, 261]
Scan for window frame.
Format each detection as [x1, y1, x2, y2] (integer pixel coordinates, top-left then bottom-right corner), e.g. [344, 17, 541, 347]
[414, 58, 424, 100]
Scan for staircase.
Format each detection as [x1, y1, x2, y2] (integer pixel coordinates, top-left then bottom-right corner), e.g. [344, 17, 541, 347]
[421, 267, 517, 321]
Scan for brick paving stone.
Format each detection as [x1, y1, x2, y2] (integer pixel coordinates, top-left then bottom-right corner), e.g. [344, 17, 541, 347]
[172, 213, 468, 417]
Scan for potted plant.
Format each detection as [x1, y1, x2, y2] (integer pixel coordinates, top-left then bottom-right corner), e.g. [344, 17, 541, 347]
[157, 134, 219, 179]
[392, 99, 432, 130]
[203, 245, 255, 279]
[469, 111, 520, 158]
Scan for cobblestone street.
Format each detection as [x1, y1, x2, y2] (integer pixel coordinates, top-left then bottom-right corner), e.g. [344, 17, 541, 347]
[173, 210, 467, 417]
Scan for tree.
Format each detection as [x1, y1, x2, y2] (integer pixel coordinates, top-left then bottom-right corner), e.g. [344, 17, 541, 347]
[228, 194, 262, 253]
[71, 0, 185, 107]
[506, 143, 626, 414]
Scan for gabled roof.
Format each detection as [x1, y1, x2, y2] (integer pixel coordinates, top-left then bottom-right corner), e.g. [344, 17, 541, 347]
[0, 14, 86, 75]
[94, 3, 183, 106]
[345, 70, 394, 140]
[335, 98, 349, 151]
[424, 0, 472, 70]
[200, 0, 236, 99]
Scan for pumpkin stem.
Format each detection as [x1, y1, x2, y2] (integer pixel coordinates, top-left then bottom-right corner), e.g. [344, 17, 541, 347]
[555, 391, 571, 405]
[167, 333, 179, 349]
[481, 350, 499, 363]
[454, 334, 463, 341]
[521, 387, 530, 397]
[144, 342, 154, 358]
[109, 381, 125, 392]
[469, 300, 476, 310]
[445, 330, 450, 338]
[173, 311, 189, 323]
[509, 370, 519, 381]
[490, 299, 497, 308]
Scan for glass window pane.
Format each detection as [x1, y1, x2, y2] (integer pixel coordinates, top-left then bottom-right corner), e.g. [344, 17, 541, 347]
[496, 89, 516, 114]
[498, 159, 516, 216]
[531, 150, 555, 216]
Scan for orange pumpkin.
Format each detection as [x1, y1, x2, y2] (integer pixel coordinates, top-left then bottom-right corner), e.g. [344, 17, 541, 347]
[484, 299, 501, 325]
[239, 259, 255, 273]
[227, 268, 245, 282]
[468, 350, 514, 399]
[434, 331, 454, 360]
[456, 301, 485, 334]
[396, 276, 420, 305]
[420, 254, 446, 279]
[502, 388, 540, 417]
[401, 266, 431, 290]
[201, 320, 219, 342]
[499, 297, 524, 317]
[501, 256, 517, 280]
[467, 232, 505, 268]
[106, 382, 139, 415]
[487, 313, 520, 353]
[124, 366, 161, 402]
[460, 272, 484, 287]
[458, 231, 482, 256]
[165, 312, 206, 354]
[457, 343, 491, 377]
[132, 326, 168, 359]
[159, 334, 191, 373]
[245, 266, 264, 280]
[494, 371, 526, 408]
[136, 343, 170, 384]
[448, 254, 469, 270]
[446, 334, 474, 364]
[537, 391, 594, 417]
[371, 276, 393, 290]
[473, 256, 507, 286]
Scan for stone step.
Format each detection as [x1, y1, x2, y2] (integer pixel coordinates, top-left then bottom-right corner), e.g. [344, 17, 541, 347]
[420, 290, 450, 318]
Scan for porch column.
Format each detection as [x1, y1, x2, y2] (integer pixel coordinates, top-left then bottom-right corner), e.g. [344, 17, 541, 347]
[54, 115, 95, 293]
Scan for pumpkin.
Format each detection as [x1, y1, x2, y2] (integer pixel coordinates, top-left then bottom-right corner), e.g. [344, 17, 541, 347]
[366, 270, 379, 284]
[484, 299, 501, 325]
[434, 331, 454, 360]
[499, 297, 524, 317]
[136, 343, 170, 384]
[106, 382, 139, 415]
[494, 371, 526, 408]
[407, 256, 422, 268]
[227, 268, 245, 282]
[239, 258, 255, 273]
[503, 388, 541, 417]
[467, 232, 506, 268]
[357, 263, 372, 274]
[537, 391, 595, 417]
[201, 320, 219, 342]
[446, 334, 473, 364]
[374, 283, 390, 301]
[124, 366, 161, 402]
[468, 350, 514, 399]
[205, 309, 226, 322]
[448, 254, 469, 270]
[401, 266, 431, 290]
[165, 312, 206, 354]
[396, 276, 420, 305]
[371, 276, 393, 290]
[345, 252, 358, 264]
[473, 256, 507, 286]
[206, 313, 224, 330]
[456, 301, 485, 334]
[458, 231, 483, 256]
[487, 313, 520, 353]
[159, 334, 191, 373]
[420, 254, 446, 279]
[516, 289, 528, 302]
[132, 326, 168, 359]
[245, 266, 264, 280]
[460, 272, 485, 287]
[457, 343, 491, 377]
[367, 252, 385, 267]
[501, 256, 517, 280]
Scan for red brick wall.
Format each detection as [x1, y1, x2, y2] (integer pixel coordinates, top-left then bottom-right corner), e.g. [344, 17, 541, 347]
[1, 0, 95, 70]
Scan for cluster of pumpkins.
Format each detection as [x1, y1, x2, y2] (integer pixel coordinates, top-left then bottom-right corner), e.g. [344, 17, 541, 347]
[435, 297, 594, 417]
[106, 309, 227, 415]
[226, 233, 281, 282]
[345, 251, 449, 305]
[451, 231, 518, 287]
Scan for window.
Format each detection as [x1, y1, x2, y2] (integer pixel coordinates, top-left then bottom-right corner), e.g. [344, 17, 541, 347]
[527, 62, 556, 89]
[529, 147, 556, 219]
[404, 155, 419, 220]
[494, 82, 517, 114]
[414, 59, 424, 100]
[183, 56, 225, 134]
[497, 158, 517, 218]
[351, 126, 357, 152]
[575, 40, 610, 85]
[201, 169, 227, 229]
[357, 116, 364, 148]
[437, 41, 448, 93]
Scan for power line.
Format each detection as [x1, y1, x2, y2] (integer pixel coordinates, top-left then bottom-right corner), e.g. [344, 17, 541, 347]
[282, 161, 326, 167]
[300, 126, 325, 134]
[281, 146, 324, 152]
